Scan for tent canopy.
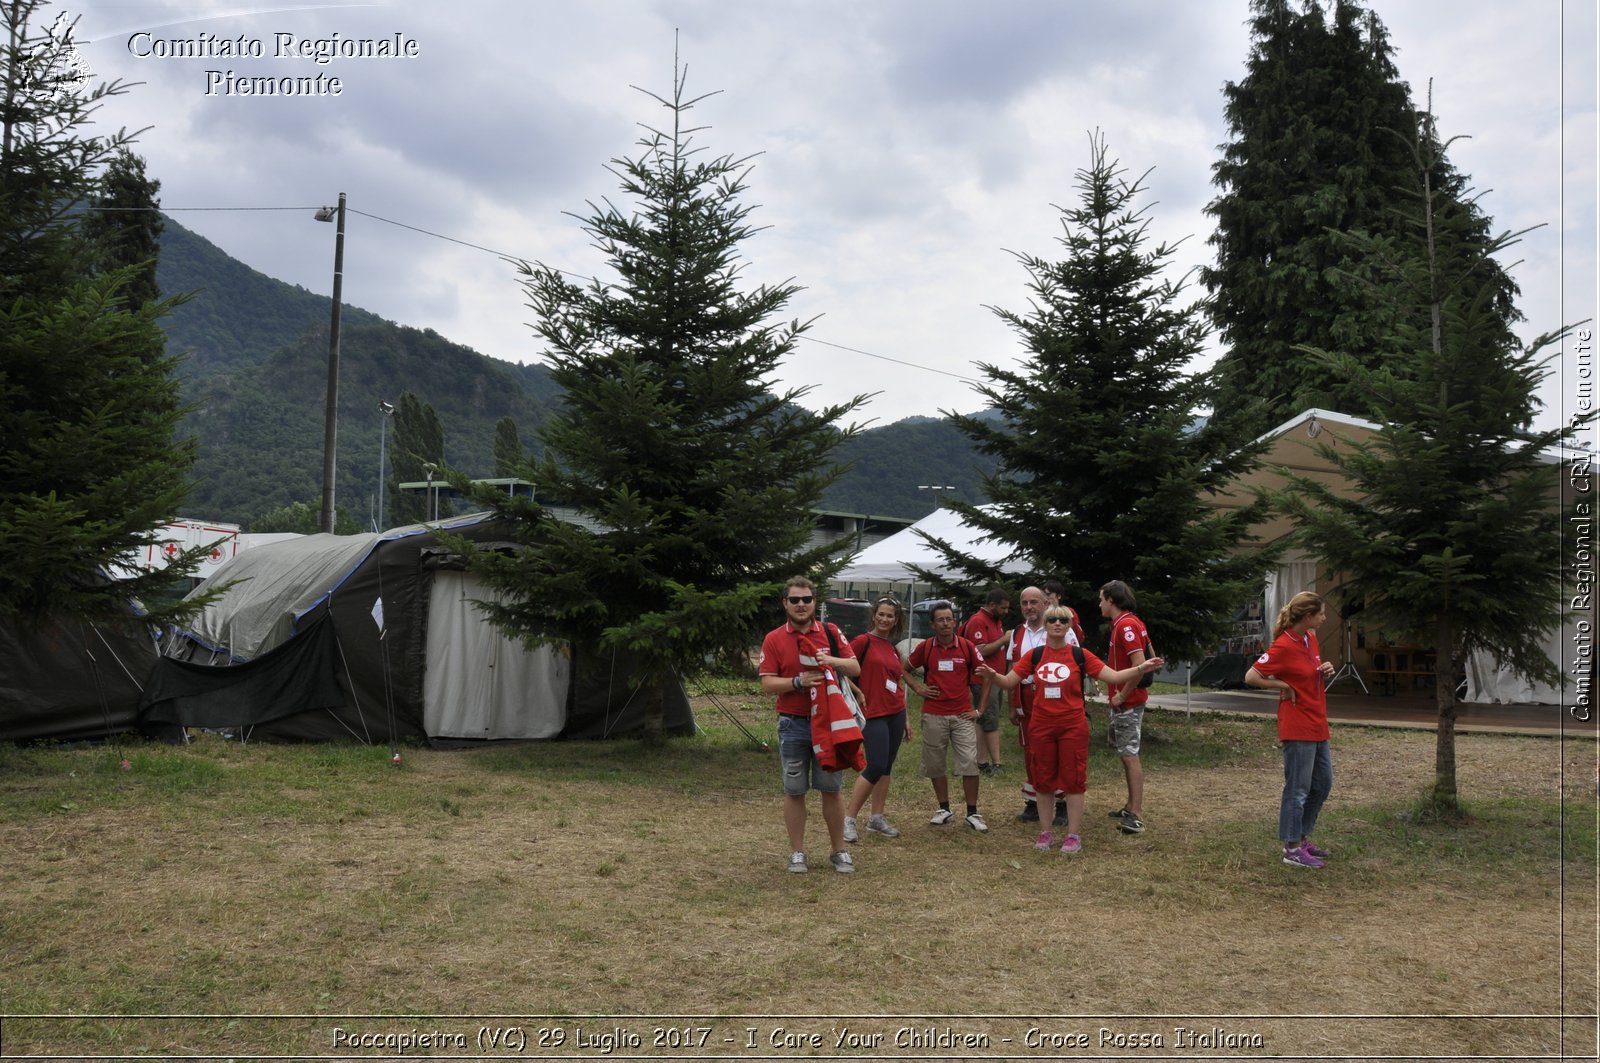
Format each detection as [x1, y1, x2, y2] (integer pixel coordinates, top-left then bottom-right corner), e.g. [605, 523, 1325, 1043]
[834, 505, 1030, 584]
[144, 513, 692, 742]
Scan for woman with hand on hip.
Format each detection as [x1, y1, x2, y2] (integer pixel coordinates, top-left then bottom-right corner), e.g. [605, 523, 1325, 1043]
[843, 597, 914, 842]
[1245, 591, 1338, 869]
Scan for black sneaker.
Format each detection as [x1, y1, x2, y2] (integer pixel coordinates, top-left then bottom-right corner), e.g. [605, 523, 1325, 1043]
[1052, 800, 1067, 827]
[1119, 813, 1145, 835]
[1016, 801, 1040, 823]
[1108, 805, 1131, 819]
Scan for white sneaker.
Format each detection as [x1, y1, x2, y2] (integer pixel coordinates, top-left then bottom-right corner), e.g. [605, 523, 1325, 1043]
[965, 811, 988, 833]
[830, 851, 855, 874]
[928, 807, 954, 825]
[786, 851, 808, 874]
[842, 816, 859, 843]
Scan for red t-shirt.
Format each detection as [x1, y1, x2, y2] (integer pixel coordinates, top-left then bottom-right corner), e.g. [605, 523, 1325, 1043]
[960, 608, 1007, 676]
[1009, 643, 1108, 726]
[908, 636, 983, 716]
[1252, 629, 1329, 741]
[759, 621, 856, 717]
[849, 633, 906, 718]
[1106, 611, 1151, 710]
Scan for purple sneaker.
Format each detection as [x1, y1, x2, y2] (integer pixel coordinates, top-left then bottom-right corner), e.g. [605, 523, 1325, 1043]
[1301, 840, 1331, 860]
[1282, 845, 1324, 869]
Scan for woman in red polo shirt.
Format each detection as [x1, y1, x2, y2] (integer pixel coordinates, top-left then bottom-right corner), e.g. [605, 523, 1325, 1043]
[1245, 591, 1338, 869]
[980, 606, 1162, 854]
[843, 597, 914, 842]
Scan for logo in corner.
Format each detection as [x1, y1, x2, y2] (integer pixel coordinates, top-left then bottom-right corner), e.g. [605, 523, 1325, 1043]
[18, 12, 94, 105]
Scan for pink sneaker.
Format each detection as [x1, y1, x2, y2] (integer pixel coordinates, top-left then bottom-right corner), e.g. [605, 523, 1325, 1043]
[1034, 831, 1054, 851]
[1301, 840, 1330, 860]
[1282, 845, 1324, 869]
[1059, 834, 1082, 854]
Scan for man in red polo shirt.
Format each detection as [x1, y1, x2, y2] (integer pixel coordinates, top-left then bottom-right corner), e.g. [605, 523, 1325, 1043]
[961, 587, 1011, 777]
[1100, 579, 1152, 835]
[759, 576, 861, 875]
[906, 600, 988, 832]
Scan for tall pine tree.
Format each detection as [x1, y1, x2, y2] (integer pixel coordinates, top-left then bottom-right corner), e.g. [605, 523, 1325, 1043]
[455, 59, 864, 681]
[1, 0, 204, 620]
[1273, 102, 1584, 816]
[386, 390, 445, 525]
[935, 134, 1271, 660]
[1204, 0, 1426, 432]
[492, 416, 521, 477]
[81, 148, 162, 312]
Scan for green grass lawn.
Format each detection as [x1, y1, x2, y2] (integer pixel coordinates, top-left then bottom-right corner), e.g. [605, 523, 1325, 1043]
[1, 701, 1594, 1058]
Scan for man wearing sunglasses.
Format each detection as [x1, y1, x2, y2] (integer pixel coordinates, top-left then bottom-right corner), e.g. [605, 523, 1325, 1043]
[759, 576, 862, 874]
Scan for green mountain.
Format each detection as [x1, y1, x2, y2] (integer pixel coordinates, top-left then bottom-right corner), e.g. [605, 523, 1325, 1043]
[154, 217, 994, 528]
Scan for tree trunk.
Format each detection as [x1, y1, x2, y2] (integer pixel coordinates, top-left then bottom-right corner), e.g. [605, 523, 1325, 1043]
[1429, 614, 1461, 818]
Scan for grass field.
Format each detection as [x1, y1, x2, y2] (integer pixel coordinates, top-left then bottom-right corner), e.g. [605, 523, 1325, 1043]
[1, 691, 1595, 1060]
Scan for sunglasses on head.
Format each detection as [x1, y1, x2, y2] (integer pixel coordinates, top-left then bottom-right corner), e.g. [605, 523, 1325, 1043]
[787, 595, 814, 605]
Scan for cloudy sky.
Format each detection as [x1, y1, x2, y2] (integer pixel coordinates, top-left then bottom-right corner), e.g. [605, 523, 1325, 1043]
[56, 0, 1598, 434]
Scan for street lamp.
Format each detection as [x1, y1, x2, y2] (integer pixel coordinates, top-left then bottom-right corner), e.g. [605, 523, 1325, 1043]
[375, 399, 394, 532]
[918, 484, 957, 511]
[314, 192, 346, 534]
[422, 461, 439, 523]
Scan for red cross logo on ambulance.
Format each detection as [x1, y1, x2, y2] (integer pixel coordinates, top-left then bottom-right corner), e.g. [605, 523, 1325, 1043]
[162, 542, 180, 560]
[1036, 660, 1072, 684]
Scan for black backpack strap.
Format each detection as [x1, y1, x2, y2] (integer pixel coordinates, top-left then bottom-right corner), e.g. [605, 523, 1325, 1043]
[1073, 643, 1085, 673]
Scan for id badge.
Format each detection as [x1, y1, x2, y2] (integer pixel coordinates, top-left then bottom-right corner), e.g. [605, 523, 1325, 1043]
[1044, 686, 1062, 700]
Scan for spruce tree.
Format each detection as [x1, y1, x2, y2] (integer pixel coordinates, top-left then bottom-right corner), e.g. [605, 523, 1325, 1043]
[1204, 0, 1427, 432]
[455, 61, 864, 680]
[0, 0, 204, 621]
[1273, 103, 1584, 815]
[935, 134, 1271, 660]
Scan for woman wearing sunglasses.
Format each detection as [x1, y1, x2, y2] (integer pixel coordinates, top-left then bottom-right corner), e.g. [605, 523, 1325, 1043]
[980, 606, 1163, 854]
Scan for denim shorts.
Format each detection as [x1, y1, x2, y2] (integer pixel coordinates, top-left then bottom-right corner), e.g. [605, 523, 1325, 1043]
[777, 713, 841, 796]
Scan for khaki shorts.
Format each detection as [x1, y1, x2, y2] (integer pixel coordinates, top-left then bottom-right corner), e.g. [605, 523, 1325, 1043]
[921, 713, 979, 778]
[1108, 704, 1146, 758]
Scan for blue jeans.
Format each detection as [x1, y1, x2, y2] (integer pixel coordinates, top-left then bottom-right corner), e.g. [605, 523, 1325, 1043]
[1279, 740, 1333, 844]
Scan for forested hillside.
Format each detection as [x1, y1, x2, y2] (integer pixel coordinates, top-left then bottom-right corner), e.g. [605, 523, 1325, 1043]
[153, 217, 992, 528]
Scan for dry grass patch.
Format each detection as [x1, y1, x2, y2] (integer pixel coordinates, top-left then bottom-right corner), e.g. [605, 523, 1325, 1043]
[1, 706, 1594, 1058]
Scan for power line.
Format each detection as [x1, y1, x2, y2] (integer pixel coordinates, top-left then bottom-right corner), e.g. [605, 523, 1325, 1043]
[129, 203, 990, 387]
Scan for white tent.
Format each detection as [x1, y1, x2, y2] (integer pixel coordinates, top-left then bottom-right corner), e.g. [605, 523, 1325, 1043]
[835, 505, 1031, 583]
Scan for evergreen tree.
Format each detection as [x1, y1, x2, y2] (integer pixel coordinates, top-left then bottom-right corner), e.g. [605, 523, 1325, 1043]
[1204, 0, 1427, 432]
[492, 415, 522, 477]
[386, 390, 444, 524]
[1273, 103, 1585, 816]
[455, 60, 864, 681]
[935, 134, 1272, 660]
[82, 148, 162, 312]
[0, 0, 205, 621]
